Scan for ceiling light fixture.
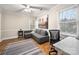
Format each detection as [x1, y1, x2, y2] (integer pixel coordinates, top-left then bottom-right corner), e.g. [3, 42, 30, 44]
[26, 5, 30, 8]
[24, 8, 31, 13]
[24, 5, 32, 13]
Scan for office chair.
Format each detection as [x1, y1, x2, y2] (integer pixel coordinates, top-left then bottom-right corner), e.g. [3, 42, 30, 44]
[49, 30, 60, 55]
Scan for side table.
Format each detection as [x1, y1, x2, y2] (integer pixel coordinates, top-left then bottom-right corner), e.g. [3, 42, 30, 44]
[18, 31, 23, 38]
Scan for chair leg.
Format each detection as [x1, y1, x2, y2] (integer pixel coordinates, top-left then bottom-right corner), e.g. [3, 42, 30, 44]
[49, 50, 58, 55]
[49, 45, 58, 55]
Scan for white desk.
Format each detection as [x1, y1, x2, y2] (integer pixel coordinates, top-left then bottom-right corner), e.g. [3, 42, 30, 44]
[53, 37, 79, 55]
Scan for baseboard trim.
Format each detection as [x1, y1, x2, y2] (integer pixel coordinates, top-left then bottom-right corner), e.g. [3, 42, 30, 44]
[2, 36, 18, 41]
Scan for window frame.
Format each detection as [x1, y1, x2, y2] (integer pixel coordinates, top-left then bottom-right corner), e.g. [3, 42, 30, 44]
[59, 5, 78, 36]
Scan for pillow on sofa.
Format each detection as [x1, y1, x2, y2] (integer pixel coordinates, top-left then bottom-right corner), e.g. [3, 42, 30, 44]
[35, 29, 38, 33]
[40, 30, 47, 36]
[35, 29, 41, 34]
[45, 31, 48, 35]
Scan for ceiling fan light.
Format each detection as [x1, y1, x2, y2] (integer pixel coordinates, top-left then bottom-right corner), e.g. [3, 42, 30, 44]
[24, 9, 31, 13]
[27, 5, 30, 8]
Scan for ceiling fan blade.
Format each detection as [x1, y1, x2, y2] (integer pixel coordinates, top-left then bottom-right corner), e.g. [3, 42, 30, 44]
[22, 4, 27, 7]
[16, 4, 47, 13]
[30, 6, 42, 10]
[30, 6, 47, 10]
[22, 4, 45, 10]
[16, 8, 25, 12]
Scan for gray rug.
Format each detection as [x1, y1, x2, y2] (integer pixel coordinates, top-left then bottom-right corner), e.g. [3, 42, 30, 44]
[3, 39, 44, 55]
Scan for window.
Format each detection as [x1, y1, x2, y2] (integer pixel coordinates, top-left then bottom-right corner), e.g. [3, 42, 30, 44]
[59, 8, 77, 35]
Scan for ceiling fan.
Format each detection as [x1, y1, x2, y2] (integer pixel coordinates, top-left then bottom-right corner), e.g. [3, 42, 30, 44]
[17, 4, 45, 13]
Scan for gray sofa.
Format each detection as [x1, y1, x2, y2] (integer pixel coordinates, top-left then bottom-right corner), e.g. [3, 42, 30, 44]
[32, 29, 49, 44]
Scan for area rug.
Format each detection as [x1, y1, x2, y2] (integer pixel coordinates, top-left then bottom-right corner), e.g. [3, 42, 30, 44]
[3, 38, 44, 55]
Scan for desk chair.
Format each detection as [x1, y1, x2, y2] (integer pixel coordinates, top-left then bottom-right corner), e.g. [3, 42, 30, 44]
[49, 30, 60, 55]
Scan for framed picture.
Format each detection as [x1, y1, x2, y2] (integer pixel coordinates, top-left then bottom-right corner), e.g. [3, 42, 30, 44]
[38, 15, 48, 29]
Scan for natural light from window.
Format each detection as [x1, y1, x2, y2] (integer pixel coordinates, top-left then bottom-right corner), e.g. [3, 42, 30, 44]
[59, 7, 77, 35]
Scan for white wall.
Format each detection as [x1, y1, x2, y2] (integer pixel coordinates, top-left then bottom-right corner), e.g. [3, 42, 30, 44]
[29, 15, 36, 30]
[1, 11, 35, 40]
[35, 17, 39, 29]
[0, 10, 1, 41]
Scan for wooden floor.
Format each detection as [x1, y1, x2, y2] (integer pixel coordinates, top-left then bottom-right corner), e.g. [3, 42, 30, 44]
[32, 39, 49, 54]
[0, 38, 50, 55]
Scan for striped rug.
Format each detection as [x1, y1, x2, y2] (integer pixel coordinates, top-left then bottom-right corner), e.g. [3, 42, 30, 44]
[3, 38, 44, 55]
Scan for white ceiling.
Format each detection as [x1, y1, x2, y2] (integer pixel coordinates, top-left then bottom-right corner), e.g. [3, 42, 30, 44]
[0, 4, 56, 16]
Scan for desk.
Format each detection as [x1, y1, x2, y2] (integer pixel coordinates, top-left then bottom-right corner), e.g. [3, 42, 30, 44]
[53, 37, 79, 55]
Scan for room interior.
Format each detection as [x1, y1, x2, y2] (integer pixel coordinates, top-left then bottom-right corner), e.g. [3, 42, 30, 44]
[0, 4, 79, 55]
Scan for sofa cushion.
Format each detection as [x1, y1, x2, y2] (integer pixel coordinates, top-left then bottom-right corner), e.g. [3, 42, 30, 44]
[32, 29, 49, 44]
[35, 29, 38, 33]
[32, 33, 49, 44]
[32, 33, 45, 38]
[40, 30, 45, 36]
[35, 29, 40, 34]
[40, 30, 48, 36]
[24, 33, 31, 35]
